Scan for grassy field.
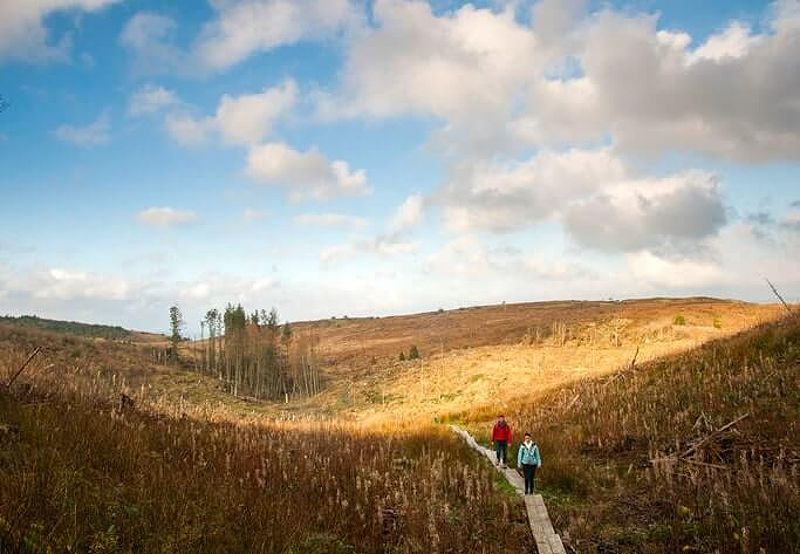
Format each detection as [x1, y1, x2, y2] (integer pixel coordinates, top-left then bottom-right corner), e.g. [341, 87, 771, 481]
[0, 297, 792, 553]
[459, 312, 800, 552]
[0, 333, 531, 553]
[264, 298, 780, 421]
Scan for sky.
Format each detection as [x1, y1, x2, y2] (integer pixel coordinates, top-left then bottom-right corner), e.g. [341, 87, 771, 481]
[1, 0, 799, 334]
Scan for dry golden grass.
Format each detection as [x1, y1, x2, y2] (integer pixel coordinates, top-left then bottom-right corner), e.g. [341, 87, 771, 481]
[0, 297, 788, 553]
[0, 326, 532, 553]
[268, 298, 782, 422]
[459, 313, 800, 552]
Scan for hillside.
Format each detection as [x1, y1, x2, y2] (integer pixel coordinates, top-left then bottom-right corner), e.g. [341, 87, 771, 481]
[460, 312, 800, 552]
[0, 314, 161, 342]
[268, 298, 781, 420]
[0, 297, 793, 553]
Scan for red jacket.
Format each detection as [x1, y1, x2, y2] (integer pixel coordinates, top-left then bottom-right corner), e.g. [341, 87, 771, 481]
[491, 421, 512, 443]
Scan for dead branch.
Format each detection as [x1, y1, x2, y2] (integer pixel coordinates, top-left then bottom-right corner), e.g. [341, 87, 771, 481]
[3, 346, 42, 389]
[603, 345, 641, 389]
[679, 413, 750, 459]
[765, 278, 793, 314]
[682, 458, 729, 470]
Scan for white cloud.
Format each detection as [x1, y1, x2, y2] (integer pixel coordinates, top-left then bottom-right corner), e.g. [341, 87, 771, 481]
[164, 113, 215, 147]
[128, 84, 179, 116]
[437, 147, 726, 254]
[293, 213, 368, 230]
[119, 12, 191, 76]
[389, 194, 424, 233]
[195, 0, 357, 71]
[315, 0, 541, 153]
[53, 112, 110, 146]
[0, 266, 133, 302]
[246, 142, 369, 200]
[687, 22, 762, 63]
[315, 1, 800, 162]
[525, 5, 800, 161]
[0, 0, 116, 63]
[137, 207, 198, 228]
[562, 171, 727, 254]
[439, 148, 626, 232]
[121, 1, 357, 75]
[164, 80, 296, 147]
[215, 80, 297, 145]
[626, 251, 723, 289]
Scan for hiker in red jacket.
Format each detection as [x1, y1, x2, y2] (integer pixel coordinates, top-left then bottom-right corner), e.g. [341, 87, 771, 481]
[491, 415, 512, 468]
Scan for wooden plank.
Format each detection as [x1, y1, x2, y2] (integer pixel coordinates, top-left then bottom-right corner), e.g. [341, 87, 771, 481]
[451, 425, 567, 554]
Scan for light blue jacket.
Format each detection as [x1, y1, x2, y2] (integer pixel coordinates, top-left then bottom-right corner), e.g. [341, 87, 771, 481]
[517, 441, 541, 467]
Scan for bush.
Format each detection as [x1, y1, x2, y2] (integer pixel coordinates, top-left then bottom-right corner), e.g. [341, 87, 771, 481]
[673, 314, 686, 326]
[408, 345, 420, 360]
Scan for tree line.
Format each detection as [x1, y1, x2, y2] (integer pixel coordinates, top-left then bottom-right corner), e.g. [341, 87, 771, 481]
[169, 304, 321, 401]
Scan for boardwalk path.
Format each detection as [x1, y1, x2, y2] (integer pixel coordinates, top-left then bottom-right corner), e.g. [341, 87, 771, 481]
[450, 425, 567, 554]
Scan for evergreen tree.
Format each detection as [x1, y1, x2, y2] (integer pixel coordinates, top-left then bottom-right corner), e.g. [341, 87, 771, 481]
[168, 305, 184, 363]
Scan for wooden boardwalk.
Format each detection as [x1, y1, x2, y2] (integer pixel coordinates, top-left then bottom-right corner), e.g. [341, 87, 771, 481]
[451, 425, 567, 554]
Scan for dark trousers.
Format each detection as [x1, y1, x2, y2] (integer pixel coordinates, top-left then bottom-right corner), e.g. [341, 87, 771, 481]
[494, 440, 508, 464]
[522, 464, 537, 494]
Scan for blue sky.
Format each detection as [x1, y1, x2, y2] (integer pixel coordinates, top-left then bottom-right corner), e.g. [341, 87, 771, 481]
[1, 0, 799, 333]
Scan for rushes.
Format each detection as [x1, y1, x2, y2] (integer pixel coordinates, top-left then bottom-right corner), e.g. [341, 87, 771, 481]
[0, 330, 530, 553]
[474, 314, 800, 552]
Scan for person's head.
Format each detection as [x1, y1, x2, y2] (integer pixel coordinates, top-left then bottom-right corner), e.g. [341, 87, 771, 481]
[524, 433, 531, 442]
[498, 415, 505, 423]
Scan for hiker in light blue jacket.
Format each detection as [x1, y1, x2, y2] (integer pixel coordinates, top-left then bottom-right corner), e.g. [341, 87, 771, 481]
[517, 433, 541, 494]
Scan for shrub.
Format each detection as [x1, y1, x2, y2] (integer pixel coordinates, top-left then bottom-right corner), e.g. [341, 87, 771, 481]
[673, 314, 686, 326]
[408, 345, 420, 360]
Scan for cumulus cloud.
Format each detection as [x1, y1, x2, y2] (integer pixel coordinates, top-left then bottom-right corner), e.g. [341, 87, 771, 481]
[164, 113, 216, 147]
[523, 4, 800, 161]
[437, 147, 726, 254]
[246, 142, 368, 200]
[128, 84, 179, 116]
[389, 194, 424, 233]
[195, 0, 357, 71]
[0, 265, 133, 304]
[626, 251, 723, 289]
[293, 213, 368, 230]
[0, 0, 116, 63]
[164, 80, 296, 146]
[137, 207, 198, 228]
[315, 0, 541, 153]
[440, 148, 626, 233]
[315, 0, 800, 163]
[119, 12, 192, 76]
[121, 1, 357, 75]
[562, 171, 727, 254]
[53, 112, 110, 146]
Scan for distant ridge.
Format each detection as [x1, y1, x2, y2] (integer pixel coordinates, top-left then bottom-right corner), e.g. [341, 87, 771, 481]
[0, 314, 132, 340]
